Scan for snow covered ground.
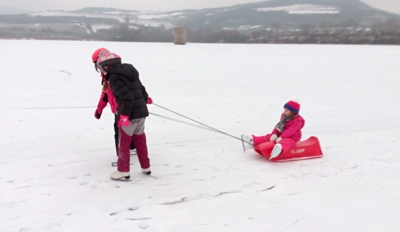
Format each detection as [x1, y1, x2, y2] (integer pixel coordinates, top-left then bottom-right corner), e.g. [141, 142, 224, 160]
[1, 40, 400, 231]
[256, 4, 340, 14]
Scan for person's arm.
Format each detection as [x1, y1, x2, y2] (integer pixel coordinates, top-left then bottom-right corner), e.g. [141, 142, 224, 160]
[271, 128, 279, 135]
[94, 92, 108, 119]
[280, 119, 303, 138]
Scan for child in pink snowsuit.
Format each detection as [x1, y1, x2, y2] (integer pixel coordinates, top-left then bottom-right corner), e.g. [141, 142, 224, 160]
[92, 48, 153, 157]
[92, 48, 136, 156]
[244, 100, 305, 159]
[97, 50, 151, 180]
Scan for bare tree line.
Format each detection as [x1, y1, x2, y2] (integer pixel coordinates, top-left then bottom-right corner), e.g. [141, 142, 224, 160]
[2, 18, 400, 45]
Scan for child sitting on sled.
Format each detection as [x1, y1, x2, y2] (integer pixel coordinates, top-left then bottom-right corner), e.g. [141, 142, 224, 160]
[242, 100, 305, 159]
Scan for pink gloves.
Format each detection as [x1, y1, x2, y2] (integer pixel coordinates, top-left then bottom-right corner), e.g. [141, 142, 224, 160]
[147, 97, 153, 104]
[95, 92, 108, 120]
[118, 115, 130, 127]
[276, 137, 283, 143]
[94, 109, 102, 119]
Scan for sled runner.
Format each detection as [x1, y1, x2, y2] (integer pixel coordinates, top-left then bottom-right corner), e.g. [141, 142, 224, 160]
[254, 136, 323, 162]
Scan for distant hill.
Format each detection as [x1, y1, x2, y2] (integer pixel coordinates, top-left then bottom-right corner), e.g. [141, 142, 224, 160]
[165, 0, 400, 30]
[1, 0, 400, 44]
[73, 7, 139, 14]
[63, 0, 400, 31]
[3, 1, 398, 27]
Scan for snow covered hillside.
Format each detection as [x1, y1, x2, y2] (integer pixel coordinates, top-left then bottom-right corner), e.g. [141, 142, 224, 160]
[1, 40, 400, 231]
[32, 11, 177, 29]
[256, 4, 340, 14]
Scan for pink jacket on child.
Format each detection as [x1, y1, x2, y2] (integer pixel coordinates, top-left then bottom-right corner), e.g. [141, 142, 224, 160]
[96, 75, 118, 114]
[252, 115, 305, 153]
[271, 115, 305, 142]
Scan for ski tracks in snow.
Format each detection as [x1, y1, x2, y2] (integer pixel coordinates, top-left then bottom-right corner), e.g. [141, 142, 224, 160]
[263, 219, 302, 232]
[158, 191, 242, 206]
[58, 70, 71, 76]
[110, 207, 140, 216]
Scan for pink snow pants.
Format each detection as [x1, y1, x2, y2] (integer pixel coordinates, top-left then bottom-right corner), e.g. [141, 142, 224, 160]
[118, 118, 150, 172]
[252, 134, 297, 153]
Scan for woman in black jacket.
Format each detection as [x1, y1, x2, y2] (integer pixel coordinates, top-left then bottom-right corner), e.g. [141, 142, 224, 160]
[97, 51, 151, 180]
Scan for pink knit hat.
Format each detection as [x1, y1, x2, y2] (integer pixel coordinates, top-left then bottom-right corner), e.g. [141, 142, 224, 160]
[284, 100, 300, 114]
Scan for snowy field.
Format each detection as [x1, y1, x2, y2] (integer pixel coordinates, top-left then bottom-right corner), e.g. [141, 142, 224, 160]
[1, 40, 400, 231]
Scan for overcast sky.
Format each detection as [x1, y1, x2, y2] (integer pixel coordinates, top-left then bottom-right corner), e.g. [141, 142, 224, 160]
[1, 0, 400, 14]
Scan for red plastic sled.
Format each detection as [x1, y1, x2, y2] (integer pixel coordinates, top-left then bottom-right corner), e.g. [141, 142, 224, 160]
[254, 136, 323, 162]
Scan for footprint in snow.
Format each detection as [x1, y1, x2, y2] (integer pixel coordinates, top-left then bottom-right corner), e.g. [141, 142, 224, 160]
[89, 185, 99, 189]
[139, 223, 149, 229]
[110, 207, 139, 216]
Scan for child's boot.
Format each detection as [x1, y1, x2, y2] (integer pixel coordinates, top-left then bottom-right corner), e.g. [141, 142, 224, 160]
[270, 144, 282, 159]
[110, 171, 130, 180]
[141, 168, 151, 175]
[241, 134, 254, 152]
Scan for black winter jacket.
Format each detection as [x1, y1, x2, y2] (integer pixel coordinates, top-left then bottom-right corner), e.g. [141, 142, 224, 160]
[105, 63, 149, 120]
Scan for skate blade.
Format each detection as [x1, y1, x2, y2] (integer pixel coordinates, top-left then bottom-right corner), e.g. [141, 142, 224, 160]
[241, 135, 247, 153]
[147, 175, 158, 180]
[270, 146, 282, 160]
[110, 176, 131, 181]
[111, 162, 133, 167]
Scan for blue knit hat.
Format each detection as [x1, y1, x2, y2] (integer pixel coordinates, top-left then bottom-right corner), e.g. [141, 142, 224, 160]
[284, 100, 300, 114]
